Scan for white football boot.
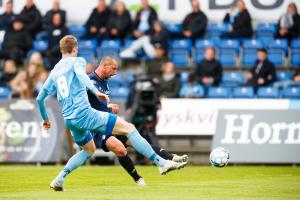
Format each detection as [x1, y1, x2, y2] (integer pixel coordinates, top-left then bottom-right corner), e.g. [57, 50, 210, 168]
[50, 179, 64, 191]
[136, 177, 147, 187]
[172, 154, 189, 163]
[159, 160, 187, 175]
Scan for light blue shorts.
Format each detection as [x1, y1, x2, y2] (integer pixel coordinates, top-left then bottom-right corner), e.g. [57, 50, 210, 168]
[65, 108, 117, 146]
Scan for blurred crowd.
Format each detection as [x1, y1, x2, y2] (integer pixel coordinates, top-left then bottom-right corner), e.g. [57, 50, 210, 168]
[0, 0, 300, 99]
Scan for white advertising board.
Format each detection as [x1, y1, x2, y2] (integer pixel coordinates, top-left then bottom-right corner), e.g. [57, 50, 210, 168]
[156, 99, 299, 135]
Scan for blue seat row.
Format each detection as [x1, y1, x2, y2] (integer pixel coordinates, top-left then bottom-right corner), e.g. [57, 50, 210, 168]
[208, 86, 300, 99]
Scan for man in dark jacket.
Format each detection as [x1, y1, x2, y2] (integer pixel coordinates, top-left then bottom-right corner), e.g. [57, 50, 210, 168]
[83, 0, 111, 40]
[195, 47, 223, 86]
[0, 1, 15, 32]
[276, 2, 300, 41]
[19, 0, 42, 38]
[43, 0, 66, 31]
[182, 0, 207, 39]
[222, 0, 252, 38]
[45, 13, 69, 69]
[246, 48, 276, 87]
[0, 17, 32, 65]
[133, 0, 158, 38]
[107, 1, 132, 39]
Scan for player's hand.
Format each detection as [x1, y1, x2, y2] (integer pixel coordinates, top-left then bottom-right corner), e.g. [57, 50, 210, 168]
[42, 120, 51, 130]
[96, 91, 110, 103]
[108, 103, 119, 114]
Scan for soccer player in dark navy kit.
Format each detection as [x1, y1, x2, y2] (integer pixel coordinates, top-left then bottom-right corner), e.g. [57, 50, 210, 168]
[87, 56, 188, 186]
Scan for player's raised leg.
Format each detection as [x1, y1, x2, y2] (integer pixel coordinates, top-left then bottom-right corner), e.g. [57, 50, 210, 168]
[111, 117, 187, 175]
[126, 141, 189, 163]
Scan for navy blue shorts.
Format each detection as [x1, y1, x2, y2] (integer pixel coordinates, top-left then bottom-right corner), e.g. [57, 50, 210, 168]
[93, 133, 129, 152]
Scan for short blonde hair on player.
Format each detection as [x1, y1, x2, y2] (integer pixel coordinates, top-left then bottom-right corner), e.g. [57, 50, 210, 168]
[59, 35, 78, 54]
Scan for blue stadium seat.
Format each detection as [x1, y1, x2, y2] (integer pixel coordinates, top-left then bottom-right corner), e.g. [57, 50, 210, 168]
[242, 51, 257, 68]
[110, 87, 129, 99]
[108, 73, 122, 88]
[207, 23, 228, 38]
[221, 72, 244, 87]
[194, 39, 216, 63]
[78, 39, 97, 52]
[69, 24, 86, 38]
[169, 50, 189, 68]
[276, 71, 292, 82]
[220, 39, 240, 52]
[219, 52, 237, 68]
[268, 39, 288, 53]
[257, 36, 274, 47]
[268, 49, 285, 67]
[180, 72, 189, 84]
[100, 39, 121, 49]
[207, 87, 231, 98]
[169, 39, 192, 51]
[291, 39, 300, 48]
[282, 86, 300, 99]
[165, 23, 182, 35]
[0, 86, 11, 99]
[219, 39, 240, 68]
[257, 86, 279, 98]
[97, 39, 121, 59]
[255, 23, 276, 38]
[232, 87, 255, 98]
[242, 39, 262, 68]
[78, 51, 95, 63]
[291, 39, 300, 67]
[33, 40, 48, 51]
[243, 39, 263, 49]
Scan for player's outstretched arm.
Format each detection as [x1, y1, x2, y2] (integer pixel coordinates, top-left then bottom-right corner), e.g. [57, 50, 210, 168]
[36, 75, 56, 125]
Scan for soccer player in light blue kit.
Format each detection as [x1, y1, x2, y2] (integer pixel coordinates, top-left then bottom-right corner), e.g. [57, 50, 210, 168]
[36, 35, 186, 191]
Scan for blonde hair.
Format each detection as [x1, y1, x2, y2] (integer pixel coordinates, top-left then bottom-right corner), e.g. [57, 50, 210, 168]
[59, 35, 78, 54]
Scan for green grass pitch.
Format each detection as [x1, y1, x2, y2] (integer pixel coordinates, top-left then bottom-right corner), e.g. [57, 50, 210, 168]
[0, 165, 299, 200]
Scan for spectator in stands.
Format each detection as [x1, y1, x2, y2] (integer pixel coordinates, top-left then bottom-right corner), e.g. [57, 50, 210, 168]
[132, 0, 158, 39]
[0, 1, 15, 32]
[222, 0, 252, 38]
[45, 13, 69, 68]
[9, 53, 46, 98]
[276, 2, 300, 41]
[0, 17, 32, 65]
[181, 0, 207, 39]
[19, 0, 42, 38]
[158, 62, 180, 98]
[245, 48, 276, 88]
[107, 1, 132, 39]
[43, 0, 66, 30]
[0, 59, 18, 86]
[194, 47, 222, 86]
[29, 52, 45, 70]
[120, 21, 168, 59]
[82, 0, 111, 41]
[179, 74, 204, 98]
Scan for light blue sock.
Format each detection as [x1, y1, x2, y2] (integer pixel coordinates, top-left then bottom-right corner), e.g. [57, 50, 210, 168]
[127, 129, 167, 166]
[56, 150, 91, 184]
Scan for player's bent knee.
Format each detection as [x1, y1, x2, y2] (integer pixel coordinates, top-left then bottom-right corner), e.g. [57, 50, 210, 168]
[116, 146, 127, 157]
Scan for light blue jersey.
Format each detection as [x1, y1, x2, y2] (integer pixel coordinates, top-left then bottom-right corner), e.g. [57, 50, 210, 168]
[36, 56, 117, 146]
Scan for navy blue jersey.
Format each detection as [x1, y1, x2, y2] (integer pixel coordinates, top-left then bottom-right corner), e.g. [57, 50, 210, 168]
[87, 72, 112, 113]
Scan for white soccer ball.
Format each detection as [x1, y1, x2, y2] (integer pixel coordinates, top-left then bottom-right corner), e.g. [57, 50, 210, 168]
[209, 147, 230, 167]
